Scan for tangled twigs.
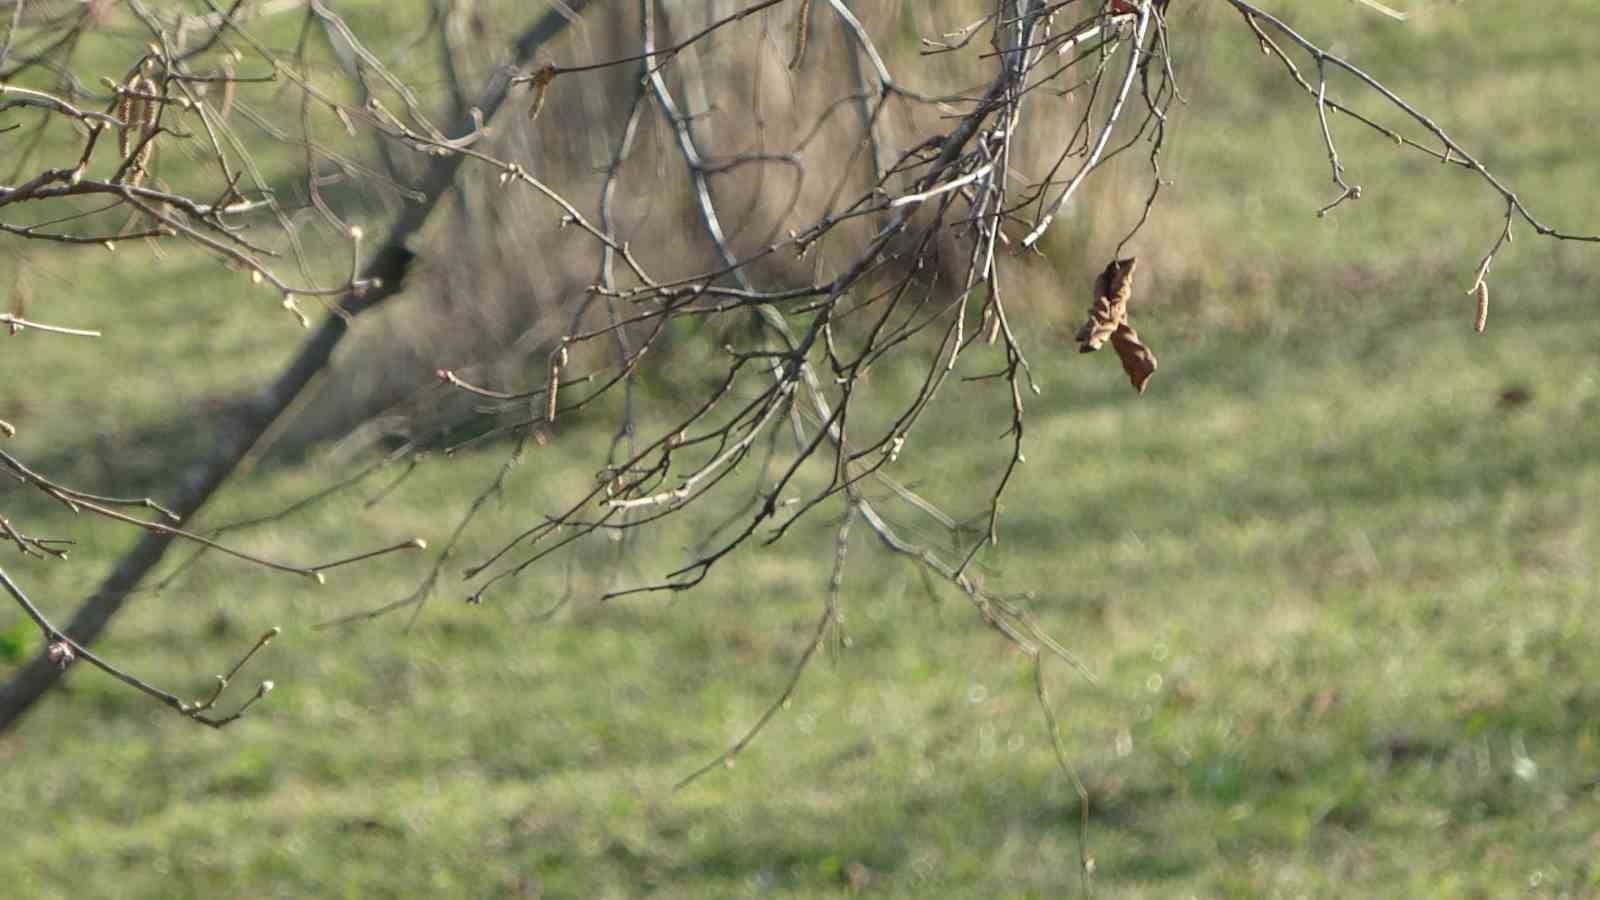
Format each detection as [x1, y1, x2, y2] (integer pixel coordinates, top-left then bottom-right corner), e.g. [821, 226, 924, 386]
[0, 3, 604, 730]
[1022, 0, 1155, 249]
[0, 427, 425, 719]
[1225, 1, 1600, 235]
[0, 0, 1593, 759]
[0, 566, 280, 728]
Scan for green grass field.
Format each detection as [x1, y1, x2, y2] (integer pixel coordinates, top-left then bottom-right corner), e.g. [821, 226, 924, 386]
[3, 3, 1598, 897]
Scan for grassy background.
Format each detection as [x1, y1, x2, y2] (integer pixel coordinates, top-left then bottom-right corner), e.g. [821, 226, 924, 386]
[3, 2, 1598, 897]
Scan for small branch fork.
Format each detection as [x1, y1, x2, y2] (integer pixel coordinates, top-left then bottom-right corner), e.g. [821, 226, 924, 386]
[1, 437, 424, 721]
[1226, 0, 1599, 305]
[0, 566, 277, 727]
[1, 448, 425, 583]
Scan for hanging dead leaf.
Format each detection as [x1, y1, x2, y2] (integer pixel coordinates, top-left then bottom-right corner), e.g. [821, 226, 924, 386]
[526, 63, 557, 121]
[1075, 257, 1158, 394]
[1076, 257, 1136, 352]
[1109, 323, 1157, 394]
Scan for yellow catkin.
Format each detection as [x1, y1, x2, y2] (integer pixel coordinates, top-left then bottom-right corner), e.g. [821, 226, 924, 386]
[1472, 281, 1489, 334]
[218, 55, 237, 121]
[117, 69, 160, 184]
[114, 87, 135, 161]
[789, 0, 813, 70]
[545, 344, 567, 423]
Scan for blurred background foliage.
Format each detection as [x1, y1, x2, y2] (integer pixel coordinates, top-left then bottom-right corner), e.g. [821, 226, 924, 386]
[1, 1, 1597, 896]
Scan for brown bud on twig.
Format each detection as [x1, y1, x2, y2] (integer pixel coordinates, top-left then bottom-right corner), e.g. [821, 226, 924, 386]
[47, 640, 75, 669]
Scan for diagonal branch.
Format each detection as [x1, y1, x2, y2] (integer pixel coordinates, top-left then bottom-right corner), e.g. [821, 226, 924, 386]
[0, 2, 595, 735]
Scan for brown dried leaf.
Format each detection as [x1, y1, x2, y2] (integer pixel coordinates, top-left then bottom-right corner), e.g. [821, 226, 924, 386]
[526, 63, 557, 121]
[1076, 257, 1137, 352]
[1109, 323, 1157, 395]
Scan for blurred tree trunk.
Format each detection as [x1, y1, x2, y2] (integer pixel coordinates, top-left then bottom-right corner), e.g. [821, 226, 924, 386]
[0, 2, 593, 734]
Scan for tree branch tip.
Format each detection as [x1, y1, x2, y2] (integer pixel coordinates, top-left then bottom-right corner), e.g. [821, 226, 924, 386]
[410, 538, 428, 550]
[281, 295, 311, 328]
